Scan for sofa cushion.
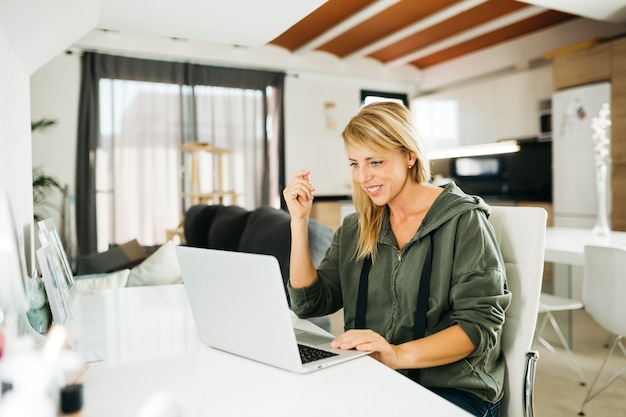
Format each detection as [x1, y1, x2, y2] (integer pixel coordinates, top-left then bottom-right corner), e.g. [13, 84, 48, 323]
[238, 207, 334, 292]
[308, 219, 334, 267]
[184, 205, 222, 248]
[207, 206, 251, 250]
[239, 207, 292, 285]
[126, 241, 183, 287]
[77, 239, 148, 274]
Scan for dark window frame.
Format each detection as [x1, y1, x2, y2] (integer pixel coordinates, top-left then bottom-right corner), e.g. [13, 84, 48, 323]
[360, 89, 408, 106]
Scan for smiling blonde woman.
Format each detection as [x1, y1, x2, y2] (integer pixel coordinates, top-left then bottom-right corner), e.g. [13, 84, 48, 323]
[283, 101, 510, 417]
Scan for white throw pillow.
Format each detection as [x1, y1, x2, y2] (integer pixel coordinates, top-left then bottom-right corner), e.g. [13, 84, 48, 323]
[74, 269, 130, 292]
[126, 240, 182, 287]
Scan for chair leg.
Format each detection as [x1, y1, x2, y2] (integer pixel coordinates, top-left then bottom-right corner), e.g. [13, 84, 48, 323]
[579, 335, 626, 416]
[536, 311, 586, 385]
[619, 337, 626, 357]
[603, 333, 626, 356]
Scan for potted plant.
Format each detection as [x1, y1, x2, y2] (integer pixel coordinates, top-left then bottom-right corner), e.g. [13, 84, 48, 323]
[31, 118, 63, 221]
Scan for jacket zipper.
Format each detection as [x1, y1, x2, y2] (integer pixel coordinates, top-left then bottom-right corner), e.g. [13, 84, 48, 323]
[385, 249, 403, 339]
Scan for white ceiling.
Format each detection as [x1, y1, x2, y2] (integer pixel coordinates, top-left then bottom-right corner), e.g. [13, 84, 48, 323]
[97, 0, 327, 47]
[524, 0, 626, 24]
[94, 0, 626, 49]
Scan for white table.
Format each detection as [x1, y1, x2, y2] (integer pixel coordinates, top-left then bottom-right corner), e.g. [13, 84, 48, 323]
[545, 227, 626, 298]
[543, 227, 626, 343]
[67, 285, 472, 417]
[545, 227, 626, 267]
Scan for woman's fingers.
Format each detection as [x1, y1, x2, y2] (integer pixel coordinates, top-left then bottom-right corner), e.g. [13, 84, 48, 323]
[331, 329, 382, 350]
[284, 171, 315, 202]
[331, 330, 401, 369]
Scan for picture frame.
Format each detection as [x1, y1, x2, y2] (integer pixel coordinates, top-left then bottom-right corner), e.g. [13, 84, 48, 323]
[36, 242, 73, 325]
[38, 218, 75, 295]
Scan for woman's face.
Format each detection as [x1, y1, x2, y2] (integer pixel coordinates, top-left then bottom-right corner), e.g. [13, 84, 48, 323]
[347, 146, 413, 206]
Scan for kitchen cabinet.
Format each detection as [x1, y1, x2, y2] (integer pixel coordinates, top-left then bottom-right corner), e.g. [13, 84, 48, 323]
[611, 38, 626, 231]
[611, 37, 626, 165]
[310, 200, 355, 231]
[552, 43, 611, 90]
[411, 66, 552, 150]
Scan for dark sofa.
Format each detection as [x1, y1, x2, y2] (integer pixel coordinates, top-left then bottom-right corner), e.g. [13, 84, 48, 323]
[183, 204, 335, 331]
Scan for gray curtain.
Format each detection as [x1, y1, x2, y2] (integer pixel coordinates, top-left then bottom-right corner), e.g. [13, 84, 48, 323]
[75, 52, 285, 257]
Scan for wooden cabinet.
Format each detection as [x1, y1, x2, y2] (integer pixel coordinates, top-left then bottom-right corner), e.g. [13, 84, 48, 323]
[552, 43, 611, 90]
[611, 37, 626, 166]
[494, 67, 552, 140]
[612, 38, 626, 231]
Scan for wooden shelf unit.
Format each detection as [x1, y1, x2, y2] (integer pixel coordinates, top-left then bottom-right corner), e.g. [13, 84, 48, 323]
[166, 142, 240, 242]
[180, 142, 239, 206]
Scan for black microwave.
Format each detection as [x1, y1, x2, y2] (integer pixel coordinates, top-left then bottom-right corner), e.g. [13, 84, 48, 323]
[451, 155, 509, 197]
[539, 109, 552, 140]
[449, 140, 552, 201]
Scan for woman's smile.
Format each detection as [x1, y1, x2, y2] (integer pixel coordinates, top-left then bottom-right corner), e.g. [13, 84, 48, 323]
[365, 184, 382, 196]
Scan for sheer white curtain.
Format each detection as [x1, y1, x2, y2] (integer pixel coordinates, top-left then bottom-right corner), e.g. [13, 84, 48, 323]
[96, 82, 277, 250]
[97, 79, 182, 250]
[193, 86, 265, 209]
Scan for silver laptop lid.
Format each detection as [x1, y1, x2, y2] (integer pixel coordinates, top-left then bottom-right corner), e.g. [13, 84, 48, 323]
[176, 246, 304, 372]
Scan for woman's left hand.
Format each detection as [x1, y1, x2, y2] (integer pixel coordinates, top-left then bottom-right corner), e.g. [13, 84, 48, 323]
[330, 329, 404, 369]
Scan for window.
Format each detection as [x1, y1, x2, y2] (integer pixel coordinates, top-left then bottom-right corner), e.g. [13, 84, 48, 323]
[360, 90, 408, 106]
[77, 53, 285, 254]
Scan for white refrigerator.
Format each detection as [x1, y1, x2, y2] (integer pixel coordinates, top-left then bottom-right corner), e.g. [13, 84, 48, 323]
[552, 81, 611, 229]
[551, 81, 611, 300]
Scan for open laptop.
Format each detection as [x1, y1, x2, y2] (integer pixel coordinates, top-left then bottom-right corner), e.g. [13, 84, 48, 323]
[175, 246, 370, 374]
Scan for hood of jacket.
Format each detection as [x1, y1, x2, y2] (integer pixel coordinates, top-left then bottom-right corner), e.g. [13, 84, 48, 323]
[417, 182, 491, 238]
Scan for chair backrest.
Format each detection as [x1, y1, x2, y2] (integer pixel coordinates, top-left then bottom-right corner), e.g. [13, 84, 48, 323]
[488, 206, 547, 417]
[583, 245, 626, 337]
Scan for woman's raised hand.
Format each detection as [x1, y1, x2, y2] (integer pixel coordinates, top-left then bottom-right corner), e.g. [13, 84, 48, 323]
[283, 170, 315, 221]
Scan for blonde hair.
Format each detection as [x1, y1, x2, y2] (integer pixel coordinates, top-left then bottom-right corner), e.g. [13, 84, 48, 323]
[341, 101, 431, 261]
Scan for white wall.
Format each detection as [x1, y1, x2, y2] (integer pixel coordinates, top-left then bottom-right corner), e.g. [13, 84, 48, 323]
[0, 28, 35, 270]
[30, 53, 81, 226]
[0, 0, 97, 274]
[284, 72, 414, 196]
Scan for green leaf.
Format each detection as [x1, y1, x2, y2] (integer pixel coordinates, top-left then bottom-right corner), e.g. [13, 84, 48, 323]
[31, 118, 58, 132]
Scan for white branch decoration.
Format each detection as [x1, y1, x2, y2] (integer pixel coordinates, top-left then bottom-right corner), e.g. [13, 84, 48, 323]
[591, 103, 611, 167]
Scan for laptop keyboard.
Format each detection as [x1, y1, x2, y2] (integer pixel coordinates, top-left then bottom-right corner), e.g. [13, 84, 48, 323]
[298, 344, 339, 364]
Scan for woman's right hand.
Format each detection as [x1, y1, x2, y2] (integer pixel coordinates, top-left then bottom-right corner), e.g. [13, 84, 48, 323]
[283, 170, 315, 221]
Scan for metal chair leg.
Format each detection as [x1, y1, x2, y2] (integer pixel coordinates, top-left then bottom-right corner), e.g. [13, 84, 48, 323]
[579, 335, 626, 416]
[536, 311, 586, 385]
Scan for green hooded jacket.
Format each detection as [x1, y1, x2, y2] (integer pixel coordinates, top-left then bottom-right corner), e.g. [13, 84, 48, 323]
[288, 182, 512, 403]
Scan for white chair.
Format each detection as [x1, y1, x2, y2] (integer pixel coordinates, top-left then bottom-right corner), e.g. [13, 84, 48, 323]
[488, 206, 547, 417]
[579, 245, 626, 416]
[535, 292, 586, 385]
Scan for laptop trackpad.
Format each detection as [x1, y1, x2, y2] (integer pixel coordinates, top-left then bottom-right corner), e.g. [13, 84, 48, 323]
[295, 330, 335, 347]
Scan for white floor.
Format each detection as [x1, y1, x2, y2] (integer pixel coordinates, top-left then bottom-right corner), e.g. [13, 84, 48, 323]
[533, 308, 626, 417]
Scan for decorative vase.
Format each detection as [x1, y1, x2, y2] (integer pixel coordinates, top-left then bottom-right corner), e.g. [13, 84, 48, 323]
[592, 163, 611, 237]
[26, 276, 51, 334]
